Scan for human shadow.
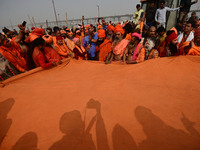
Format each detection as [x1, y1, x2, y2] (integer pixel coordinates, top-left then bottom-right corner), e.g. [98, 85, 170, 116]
[12, 132, 39, 150]
[112, 124, 138, 150]
[0, 98, 15, 145]
[49, 99, 110, 150]
[112, 106, 200, 150]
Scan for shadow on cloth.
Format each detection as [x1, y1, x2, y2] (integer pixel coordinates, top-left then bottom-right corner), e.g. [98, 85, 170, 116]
[12, 132, 39, 150]
[112, 106, 200, 150]
[49, 99, 110, 150]
[0, 98, 15, 145]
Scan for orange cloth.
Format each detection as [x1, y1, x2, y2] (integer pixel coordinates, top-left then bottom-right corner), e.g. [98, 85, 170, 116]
[53, 36, 69, 59]
[140, 21, 144, 35]
[107, 25, 115, 31]
[0, 40, 27, 72]
[98, 25, 103, 30]
[114, 25, 124, 35]
[98, 29, 106, 38]
[24, 34, 40, 43]
[95, 39, 112, 61]
[1, 56, 200, 150]
[112, 39, 129, 56]
[32, 47, 53, 69]
[187, 44, 200, 55]
[170, 27, 178, 35]
[179, 41, 190, 55]
[44, 46, 61, 63]
[33, 28, 44, 36]
[42, 35, 53, 44]
[136, 47, 145, 63]
[125, 33, 131, 40]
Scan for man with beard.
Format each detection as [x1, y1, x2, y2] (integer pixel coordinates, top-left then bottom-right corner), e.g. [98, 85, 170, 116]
[83, 27, 98, 60]
[110, 25, 129, 62]
[158, 30, 179, 57]
[95, 29, 112, 61]
[106, 24, 115, 41]
[53, 36, 71, 59]
[184, 27, 200, 55]
[28, 38, 56, 70]
[178, 21, 195, 55]
[142, 26, 156, 51]
[123, 32, 145, 64]
[144, 37, 156, 60]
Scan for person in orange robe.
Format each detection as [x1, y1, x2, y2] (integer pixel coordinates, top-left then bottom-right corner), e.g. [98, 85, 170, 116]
[24, 28, 45, 43]
[53, 36, 71, 59]
[106, 24, 115, 41]
[124, 32, 145, 64]
[185, 27, 200, 55]
[95, 29, 112, 61]
[0, 24, 27, 72]
[42, 35, 61, 64]
[111, 25, 129, 60]
[158, 30, 179, 57]
[28, 38, 56, 70]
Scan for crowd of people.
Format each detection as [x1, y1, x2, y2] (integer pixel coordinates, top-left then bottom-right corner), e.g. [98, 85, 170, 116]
[0, 0, 200, 81]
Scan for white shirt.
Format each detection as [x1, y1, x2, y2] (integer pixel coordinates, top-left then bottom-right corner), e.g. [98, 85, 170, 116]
[177, 31, 194, 44]
[155, 7, 179, 23]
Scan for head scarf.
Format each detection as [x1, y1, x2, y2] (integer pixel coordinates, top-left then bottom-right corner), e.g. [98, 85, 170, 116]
[165, 31, 177, 46]
[107, 25, 115, 31]
[131, 32, 142, 40]
[60, 30, 67, 34]
[114, 25, 124, 35]
[42, 35, 53, 44]
[33, 28, 44, 36]
[98, 29, 106, 38]
[170, 27, 177, 35]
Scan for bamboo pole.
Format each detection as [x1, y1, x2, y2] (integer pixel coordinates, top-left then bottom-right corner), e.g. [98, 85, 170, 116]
[32, 17, 37, 27]
[28, 14, 33, 27]
[66, 12, 68, 27]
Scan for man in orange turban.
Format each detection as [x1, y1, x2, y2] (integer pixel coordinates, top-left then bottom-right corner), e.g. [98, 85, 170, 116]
[95, 29, 112, 61]
[107, 25, 115, 40]
[105, 25, 129, 63]
[25, 28, 45, 43]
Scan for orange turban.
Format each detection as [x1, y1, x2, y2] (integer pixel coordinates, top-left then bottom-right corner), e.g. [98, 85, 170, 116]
[42, 35, 53, 44]
[85, 25, 90, 30]
[107, 25, 115, 31]
[33, 28, 44, 36]
[114, 24, 124, 35]
[60, 30, 66, 34]
[98, 29, 106, 38]
[98, 25, 103, 30]
[170, 27, 177, 35]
